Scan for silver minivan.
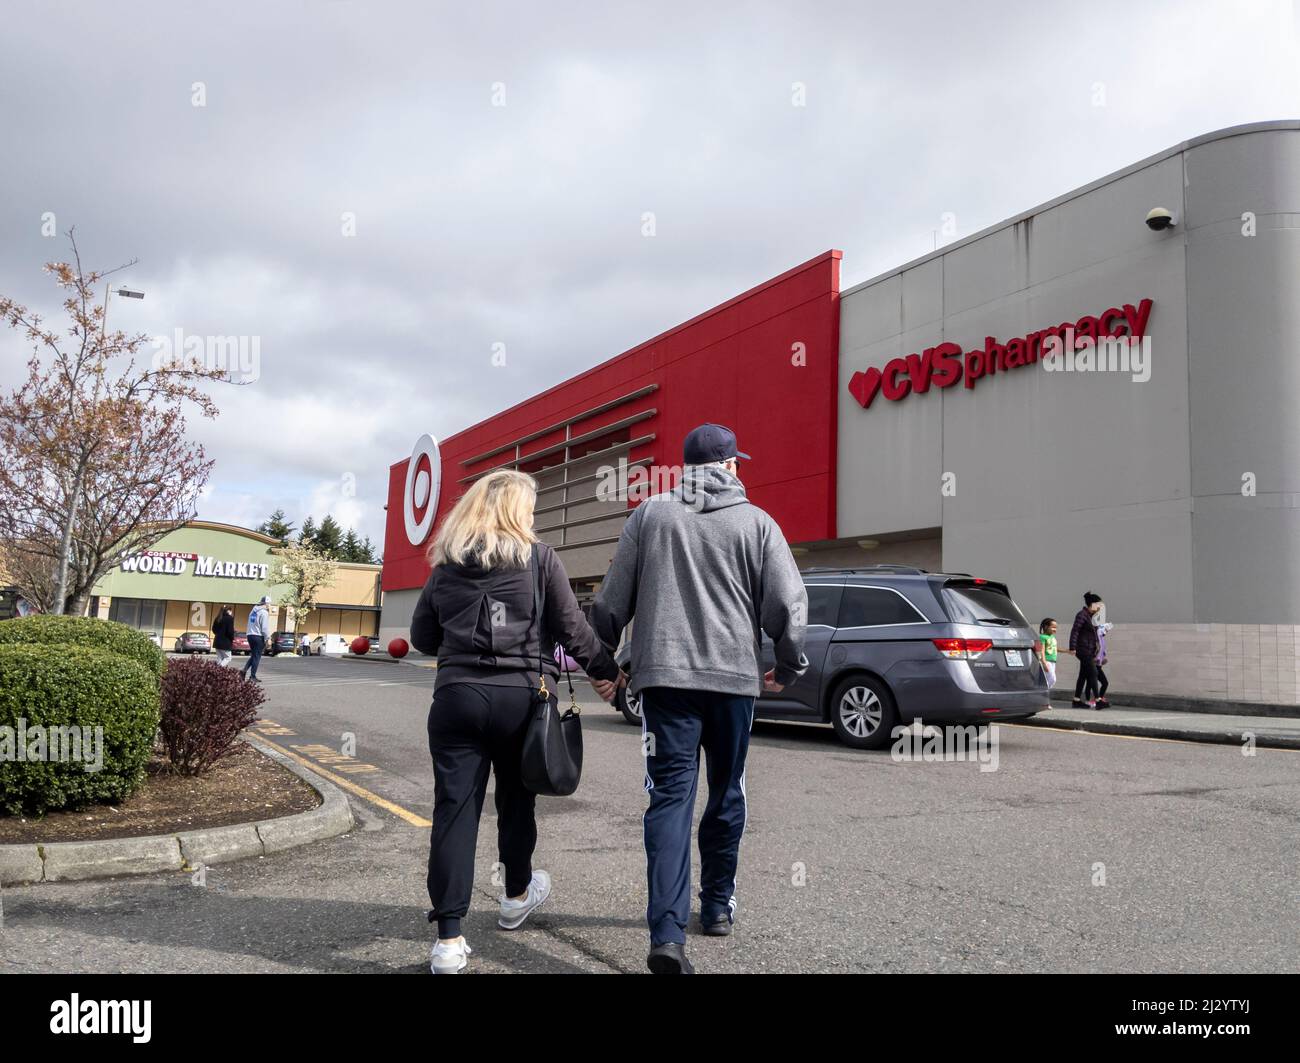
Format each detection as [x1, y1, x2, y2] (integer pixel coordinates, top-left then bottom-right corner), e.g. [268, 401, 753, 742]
[614, 565, 1050, 748]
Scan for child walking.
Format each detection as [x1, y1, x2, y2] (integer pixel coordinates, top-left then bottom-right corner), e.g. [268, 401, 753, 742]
[1092, 601, 1112, 709]
[1037, 618, 1059, 689]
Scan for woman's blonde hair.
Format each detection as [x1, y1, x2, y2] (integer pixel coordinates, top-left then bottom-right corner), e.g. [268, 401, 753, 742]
[428, 469, 538, 570]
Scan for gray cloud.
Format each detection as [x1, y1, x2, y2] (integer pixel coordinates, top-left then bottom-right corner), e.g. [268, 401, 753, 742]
[2, 0, 1296, 546]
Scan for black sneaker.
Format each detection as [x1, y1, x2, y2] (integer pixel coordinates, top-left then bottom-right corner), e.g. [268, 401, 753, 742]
[1095, 698, 1110, 709]
[701, 913, 733, 937]
[647, 942, 694, 974]
[1071, 699, 1086, 708]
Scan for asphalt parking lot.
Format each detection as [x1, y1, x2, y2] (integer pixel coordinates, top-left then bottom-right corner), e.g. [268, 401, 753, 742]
[2, 654, 1297, 974]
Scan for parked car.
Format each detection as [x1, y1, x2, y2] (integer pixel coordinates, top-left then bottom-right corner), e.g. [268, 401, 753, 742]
[265, 630, 299, 656]
[613, 565, 1049, 748]
[173, 631, 211, 654]
[232, 633, 251, 656]
[311, 633, 352, 656]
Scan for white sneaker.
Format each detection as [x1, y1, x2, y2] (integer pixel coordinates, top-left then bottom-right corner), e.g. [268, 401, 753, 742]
[498, 870, 551, 930]
[429, 936, 471, 974]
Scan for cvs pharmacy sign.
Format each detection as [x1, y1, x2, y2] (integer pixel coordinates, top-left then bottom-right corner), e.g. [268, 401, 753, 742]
[848, 299, 1153, 409]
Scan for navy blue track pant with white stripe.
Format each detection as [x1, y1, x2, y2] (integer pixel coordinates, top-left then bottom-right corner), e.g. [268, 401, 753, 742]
[641, 687, 755, 946]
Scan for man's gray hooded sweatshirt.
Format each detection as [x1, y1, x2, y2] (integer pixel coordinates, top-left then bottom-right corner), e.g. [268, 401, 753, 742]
[591, 463, 808, 698]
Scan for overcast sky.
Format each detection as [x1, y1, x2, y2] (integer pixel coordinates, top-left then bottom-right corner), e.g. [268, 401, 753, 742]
[2, 1, 1297, 552]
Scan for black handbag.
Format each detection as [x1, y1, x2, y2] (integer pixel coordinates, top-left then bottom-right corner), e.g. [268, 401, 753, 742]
[520, 544, 584, 797]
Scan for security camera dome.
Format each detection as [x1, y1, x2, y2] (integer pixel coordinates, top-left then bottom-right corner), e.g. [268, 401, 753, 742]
[1145, 207, 1176, 231]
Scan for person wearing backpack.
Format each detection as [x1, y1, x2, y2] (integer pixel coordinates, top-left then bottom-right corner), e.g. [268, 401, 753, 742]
[410, 469, 622, 974]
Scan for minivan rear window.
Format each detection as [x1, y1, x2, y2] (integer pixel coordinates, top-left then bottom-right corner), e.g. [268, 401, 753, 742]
[941, 582, 1030, 627]
[837, 586, 926, 628]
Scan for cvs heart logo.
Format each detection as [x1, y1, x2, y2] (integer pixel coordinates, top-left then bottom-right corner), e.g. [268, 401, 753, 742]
[848, 367, 882, 409]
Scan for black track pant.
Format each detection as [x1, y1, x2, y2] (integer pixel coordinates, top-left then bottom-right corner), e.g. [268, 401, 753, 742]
[1076, 656, 1100, 702]
[426, 682, 539, 939]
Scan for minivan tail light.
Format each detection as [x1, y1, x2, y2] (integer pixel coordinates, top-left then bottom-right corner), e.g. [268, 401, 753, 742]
[932, 637, 993, 660]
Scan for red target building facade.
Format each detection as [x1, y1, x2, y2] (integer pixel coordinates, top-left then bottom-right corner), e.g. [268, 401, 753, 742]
[379, 250, 843, 638]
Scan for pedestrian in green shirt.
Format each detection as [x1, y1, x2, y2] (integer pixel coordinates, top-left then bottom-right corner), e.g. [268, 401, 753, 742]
[1037, 618, 1059, 689]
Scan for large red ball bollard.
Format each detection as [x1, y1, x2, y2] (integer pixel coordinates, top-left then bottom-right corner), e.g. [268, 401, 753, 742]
[349, 636, 370, 655]
[388, 638, 409, 659]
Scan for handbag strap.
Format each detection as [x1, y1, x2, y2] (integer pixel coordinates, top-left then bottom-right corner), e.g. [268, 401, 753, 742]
[531, 543, 579, 713]
[559, 628, 579, 714]
[531, 544, 548, 699]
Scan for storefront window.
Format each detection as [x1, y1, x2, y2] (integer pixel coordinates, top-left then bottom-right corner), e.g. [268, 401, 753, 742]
[109, 597, 166, 637]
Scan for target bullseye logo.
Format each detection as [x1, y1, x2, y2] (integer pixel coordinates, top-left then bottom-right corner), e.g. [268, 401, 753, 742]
[403, 433, 441, 546]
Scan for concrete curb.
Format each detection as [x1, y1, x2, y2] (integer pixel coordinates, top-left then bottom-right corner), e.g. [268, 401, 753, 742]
[1018, 714, 1300, 750]
[1048, 692, 1300, 719]
[0, 732, 354, 886]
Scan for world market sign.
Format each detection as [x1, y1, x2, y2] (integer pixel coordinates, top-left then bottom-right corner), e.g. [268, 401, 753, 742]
[119, 551, 270, 580]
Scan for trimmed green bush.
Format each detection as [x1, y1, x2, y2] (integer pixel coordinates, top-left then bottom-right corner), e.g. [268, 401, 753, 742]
[0, 645, 161, 816]
[0, 615, 164, 681]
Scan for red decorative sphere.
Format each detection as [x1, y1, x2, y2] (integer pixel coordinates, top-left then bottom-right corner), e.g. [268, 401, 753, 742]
[349, 636, 370, 655]
[388, 638, 410, 659]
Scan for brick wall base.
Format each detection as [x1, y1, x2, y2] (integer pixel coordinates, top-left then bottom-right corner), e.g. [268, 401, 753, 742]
[1050, 624, 1300, 706]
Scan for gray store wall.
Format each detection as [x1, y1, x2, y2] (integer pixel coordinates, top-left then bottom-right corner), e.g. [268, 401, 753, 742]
[1183, 128, 1300, 623]
[837, 122, 1300, 629]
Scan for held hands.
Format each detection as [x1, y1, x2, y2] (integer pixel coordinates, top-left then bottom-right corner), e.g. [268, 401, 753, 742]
[589, 670, 628, 704]
[763, 669, 784, 694]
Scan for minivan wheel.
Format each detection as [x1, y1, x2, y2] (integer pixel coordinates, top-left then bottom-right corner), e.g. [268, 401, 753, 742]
[616, 684, 643, 726]
[829, 675, 898, 750]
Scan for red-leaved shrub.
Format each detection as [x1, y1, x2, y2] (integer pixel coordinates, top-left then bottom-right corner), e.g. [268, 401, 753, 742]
[159, 656, 265, 775]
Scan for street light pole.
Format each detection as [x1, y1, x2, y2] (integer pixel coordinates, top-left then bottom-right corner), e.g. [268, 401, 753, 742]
[101, 282, 144, 340]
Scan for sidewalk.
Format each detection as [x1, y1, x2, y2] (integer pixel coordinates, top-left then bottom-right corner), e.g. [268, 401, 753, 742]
[1017, 701, 1300, 750]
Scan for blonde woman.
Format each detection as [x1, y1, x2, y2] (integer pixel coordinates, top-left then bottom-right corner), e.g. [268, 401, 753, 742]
[410, 469, 623, 974]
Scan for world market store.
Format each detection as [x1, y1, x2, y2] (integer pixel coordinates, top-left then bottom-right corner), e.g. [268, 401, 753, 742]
[88, 521, 381, 647]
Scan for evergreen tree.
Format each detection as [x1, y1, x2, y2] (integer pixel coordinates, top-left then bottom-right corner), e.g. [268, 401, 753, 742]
[359, 535, 380, 564]
[258, 508, 295, 545]
[315, 515, 344, 558]
[298, 515, 318, 547]
[340, 529, 362, 562]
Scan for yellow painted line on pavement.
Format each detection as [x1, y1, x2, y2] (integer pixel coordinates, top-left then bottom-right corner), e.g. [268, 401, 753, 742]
[253, 733, 432, 827]
[1004, 721, 1300, 751]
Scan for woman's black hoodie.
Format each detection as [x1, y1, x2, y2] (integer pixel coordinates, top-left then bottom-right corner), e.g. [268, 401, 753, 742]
[410, 541, 618, 692]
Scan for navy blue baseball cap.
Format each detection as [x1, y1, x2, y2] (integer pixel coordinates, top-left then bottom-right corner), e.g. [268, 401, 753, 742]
[683, 423, 750, 465]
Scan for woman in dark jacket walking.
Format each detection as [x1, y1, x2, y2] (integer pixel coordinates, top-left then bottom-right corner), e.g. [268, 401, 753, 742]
[410, 469, 622, 974]
[1069, 592, 1103, 708]
[211, 605, 236, 667]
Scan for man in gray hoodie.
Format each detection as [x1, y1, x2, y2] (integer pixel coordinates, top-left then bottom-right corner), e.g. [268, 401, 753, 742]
[591, 423, 808, 974]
